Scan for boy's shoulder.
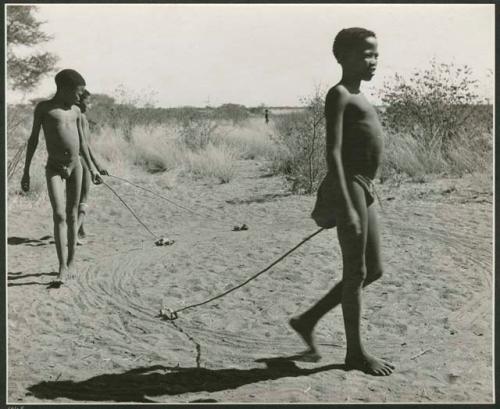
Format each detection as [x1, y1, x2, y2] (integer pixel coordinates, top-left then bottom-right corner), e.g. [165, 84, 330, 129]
[325, 84, 351, 107]
[34, 99, 51, 111]
[326, 84, 350, 99]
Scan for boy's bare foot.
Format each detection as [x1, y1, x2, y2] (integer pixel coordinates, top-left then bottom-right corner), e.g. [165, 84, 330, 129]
[289, 317, 321, 360]
[345, 352, 395, 376]
[67, 262, 77, 280]
[292, 349, 322, 363]
[58, 265, 68, 282]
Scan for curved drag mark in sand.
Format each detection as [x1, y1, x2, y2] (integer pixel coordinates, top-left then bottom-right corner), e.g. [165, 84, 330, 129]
[380, 200, 492, 337]
[63, 196, 492, 371]
[8, 165, 493, 402]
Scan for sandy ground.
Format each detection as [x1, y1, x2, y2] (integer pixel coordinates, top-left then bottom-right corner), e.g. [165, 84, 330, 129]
[7, 160, 493, 404]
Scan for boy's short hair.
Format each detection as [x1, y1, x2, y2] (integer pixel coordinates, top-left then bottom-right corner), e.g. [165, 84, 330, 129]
[55, 69, 86, 89]
[333, 27, 376, 63]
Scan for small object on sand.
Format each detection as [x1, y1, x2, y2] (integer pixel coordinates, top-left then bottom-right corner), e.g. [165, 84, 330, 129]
[155, 237, 175, 246]
[232, 224, 249, 231]
[159, 308, 178, 321]
[47, 280, 63, 289]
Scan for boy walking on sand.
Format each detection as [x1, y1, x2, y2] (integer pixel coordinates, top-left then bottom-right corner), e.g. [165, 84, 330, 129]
[290, 28, 395, 376]
[21, 69, 102, 283]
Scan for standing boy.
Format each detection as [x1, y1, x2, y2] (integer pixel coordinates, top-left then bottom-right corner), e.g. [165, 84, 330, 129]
[290, 28, 395, 376]
[21, 69, 102, 283]
[76, 90, 108, 243]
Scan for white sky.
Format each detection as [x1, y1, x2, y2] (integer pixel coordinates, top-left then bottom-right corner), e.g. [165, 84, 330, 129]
[7, 3, 495, 107]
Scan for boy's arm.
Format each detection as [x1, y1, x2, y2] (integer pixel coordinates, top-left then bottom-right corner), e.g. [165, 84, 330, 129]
[82, 117, 108, 175]
[88, 145, 108, 175]
[77, 111, 101, 184]
[21, 103, 43, 191]
[325, 87, 360, 232]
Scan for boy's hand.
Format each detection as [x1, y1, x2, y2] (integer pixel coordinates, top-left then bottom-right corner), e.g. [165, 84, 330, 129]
[91, 170, 103, 185]
[21, 173, 30, 192]
[98, 168, 109, 176]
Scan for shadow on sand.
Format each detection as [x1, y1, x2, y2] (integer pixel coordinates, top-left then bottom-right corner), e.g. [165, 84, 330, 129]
[8, 236, 52, 246]
[8, 271, 59, 288]
[8, 271, 58, 281]
[27, 358, 345, 402]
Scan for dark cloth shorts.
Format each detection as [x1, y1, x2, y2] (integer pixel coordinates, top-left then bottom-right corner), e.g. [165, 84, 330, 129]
[311, 173, 376, 229]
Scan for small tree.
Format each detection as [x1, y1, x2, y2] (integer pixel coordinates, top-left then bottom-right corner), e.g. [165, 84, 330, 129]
[178, 109, 218, 151]
[7, 5, 58, 92]
[273, 87, 326, 193]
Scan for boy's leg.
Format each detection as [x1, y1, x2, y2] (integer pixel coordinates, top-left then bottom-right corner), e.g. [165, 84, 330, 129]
[66, 161, 83, 276]
[337, 181, 368, 360]
[365, 205, 384, 284]
[290, 192, 382, 356]
[46, 170, 68, 280]
[78, 160, 91, 239]
[340, 184, 394, 375]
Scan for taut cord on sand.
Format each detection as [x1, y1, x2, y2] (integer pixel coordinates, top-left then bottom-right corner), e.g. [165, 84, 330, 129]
[107, 173, 246, 229]
[101, 180, 158, 239]
[107, 174, 210, 219]
[166, 227, 325, 318]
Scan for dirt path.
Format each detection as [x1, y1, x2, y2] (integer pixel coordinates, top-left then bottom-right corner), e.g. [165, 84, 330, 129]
[7, 162, 493, 403]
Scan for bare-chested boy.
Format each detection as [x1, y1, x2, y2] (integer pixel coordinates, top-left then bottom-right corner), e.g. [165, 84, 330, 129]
[21, 69, 102, 282]
[290, 28, 395, 376]
[76, 90, 108, 244]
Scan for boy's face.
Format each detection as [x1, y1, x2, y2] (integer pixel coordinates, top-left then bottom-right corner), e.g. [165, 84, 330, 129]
[83, 96, 92, 110]
[343, 36, 378, 81]
[61, 85, 86, 106]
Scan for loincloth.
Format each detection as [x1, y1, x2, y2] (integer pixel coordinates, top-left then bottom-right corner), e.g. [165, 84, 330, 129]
[45, 157, 80, 180]
[311, 173, 376, 229]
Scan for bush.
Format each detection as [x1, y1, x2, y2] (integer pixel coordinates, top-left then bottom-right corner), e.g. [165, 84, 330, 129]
[185, 143, 237, 183]
[213, 103, 250, 125]
[214, 119, 281, 160]
[379, 59, 492, 173]
[177, 110, 218, 151]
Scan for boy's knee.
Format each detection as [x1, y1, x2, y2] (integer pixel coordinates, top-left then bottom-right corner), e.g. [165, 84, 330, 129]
[344, 264, 368, 286]
[53, 211, 66, 224]
[66, 208, 78, 223]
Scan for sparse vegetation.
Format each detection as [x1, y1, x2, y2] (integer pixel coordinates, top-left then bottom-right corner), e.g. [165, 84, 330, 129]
[379, 60, 492, 179]
[7, 60, 492, 206]
[270, 61, 492, 188]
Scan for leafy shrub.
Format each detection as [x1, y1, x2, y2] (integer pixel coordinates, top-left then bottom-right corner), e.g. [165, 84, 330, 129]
[379, 60, 492, 164]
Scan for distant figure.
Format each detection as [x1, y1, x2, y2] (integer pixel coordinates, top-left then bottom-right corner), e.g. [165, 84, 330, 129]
[21, 69, 102, 283]
[290, 28, 395, 376]
[76, 90, 108, 244]
[265, 108, 269, 124]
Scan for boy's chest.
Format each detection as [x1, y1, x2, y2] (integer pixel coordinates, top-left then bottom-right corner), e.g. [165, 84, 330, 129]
[44, 108, 78, 129]
[344, 95, 379, 123]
